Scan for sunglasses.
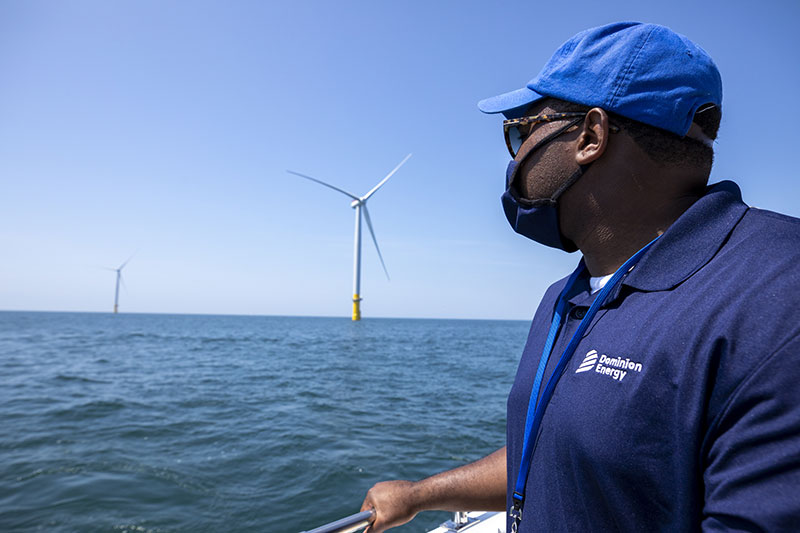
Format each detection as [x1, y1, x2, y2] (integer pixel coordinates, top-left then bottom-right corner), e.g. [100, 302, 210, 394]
[503, 112, 620, 158]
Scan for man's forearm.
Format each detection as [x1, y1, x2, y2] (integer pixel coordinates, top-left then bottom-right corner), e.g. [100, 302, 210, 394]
[361, 446, 507, 532]
[411, 446, 507, 512]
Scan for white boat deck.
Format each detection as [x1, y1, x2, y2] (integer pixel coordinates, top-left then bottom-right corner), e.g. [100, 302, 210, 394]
[426, 511, 506, 533]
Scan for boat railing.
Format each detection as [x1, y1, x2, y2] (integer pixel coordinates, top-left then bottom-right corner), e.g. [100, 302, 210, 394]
[300, 509, 375, 533]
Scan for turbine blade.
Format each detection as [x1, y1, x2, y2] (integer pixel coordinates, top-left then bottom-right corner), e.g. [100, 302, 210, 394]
[362, 205, 389, 281]
[119, 273, 128, 293]
[119, 252, 136, 271]
[361, 153, 412, 201]
[286, 170, 359, 200]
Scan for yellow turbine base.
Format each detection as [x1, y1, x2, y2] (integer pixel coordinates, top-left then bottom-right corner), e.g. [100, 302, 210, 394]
[113, 305, 118, 314]
[352, 294, 362, 321]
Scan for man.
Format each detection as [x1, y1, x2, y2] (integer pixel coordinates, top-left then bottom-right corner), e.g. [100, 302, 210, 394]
[361, 22, 800, 531]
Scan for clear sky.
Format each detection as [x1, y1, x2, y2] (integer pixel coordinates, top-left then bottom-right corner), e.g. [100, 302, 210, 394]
[1, 0, 799, 320]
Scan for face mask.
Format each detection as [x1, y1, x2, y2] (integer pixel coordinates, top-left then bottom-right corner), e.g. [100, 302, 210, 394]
[501, 161, 582, 251]
[500, 118, 588, 252]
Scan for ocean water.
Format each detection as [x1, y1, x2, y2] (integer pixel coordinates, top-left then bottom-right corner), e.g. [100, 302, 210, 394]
[0, 312, 528, 533]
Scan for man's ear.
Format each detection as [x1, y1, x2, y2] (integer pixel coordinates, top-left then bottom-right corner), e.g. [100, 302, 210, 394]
[575, 108, 610, 165]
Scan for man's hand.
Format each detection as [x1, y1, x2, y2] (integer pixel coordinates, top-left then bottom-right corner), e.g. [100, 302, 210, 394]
[360, 480, 419, 533]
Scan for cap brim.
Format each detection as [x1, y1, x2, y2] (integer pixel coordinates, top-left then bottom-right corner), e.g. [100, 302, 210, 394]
[477, 87, 545, 119]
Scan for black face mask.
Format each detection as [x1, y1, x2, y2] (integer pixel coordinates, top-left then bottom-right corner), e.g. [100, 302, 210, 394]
[500, 117, 589, 252]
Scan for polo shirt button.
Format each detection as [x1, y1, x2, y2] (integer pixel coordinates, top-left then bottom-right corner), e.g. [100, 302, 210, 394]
[571, 307, 587, 320]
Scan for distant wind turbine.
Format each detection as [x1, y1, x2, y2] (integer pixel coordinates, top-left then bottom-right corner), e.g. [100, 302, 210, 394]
[287, 154, 411, 321]
[105, 256, 133, 314]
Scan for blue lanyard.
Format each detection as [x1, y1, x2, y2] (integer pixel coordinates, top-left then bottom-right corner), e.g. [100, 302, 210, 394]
[510, 236, 660, 532]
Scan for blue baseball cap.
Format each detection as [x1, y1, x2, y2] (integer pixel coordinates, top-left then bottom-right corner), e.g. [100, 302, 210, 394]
[478, 22, 722, 137]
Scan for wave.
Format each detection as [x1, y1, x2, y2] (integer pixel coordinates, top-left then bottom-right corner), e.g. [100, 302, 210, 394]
[53, 374, 110, 384]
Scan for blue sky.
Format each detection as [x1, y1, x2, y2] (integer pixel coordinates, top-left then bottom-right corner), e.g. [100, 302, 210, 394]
[1, 0, 799, 320]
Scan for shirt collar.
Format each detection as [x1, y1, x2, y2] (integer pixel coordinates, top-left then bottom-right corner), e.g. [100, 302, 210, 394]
[619, 180, 748, 293]
[562, 181, 747, 309]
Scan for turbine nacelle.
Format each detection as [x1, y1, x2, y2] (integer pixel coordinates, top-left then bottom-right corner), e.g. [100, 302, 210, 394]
[350, 199, 363, 208]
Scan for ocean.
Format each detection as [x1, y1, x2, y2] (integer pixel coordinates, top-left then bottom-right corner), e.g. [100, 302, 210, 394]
[0, 312, 528, 533]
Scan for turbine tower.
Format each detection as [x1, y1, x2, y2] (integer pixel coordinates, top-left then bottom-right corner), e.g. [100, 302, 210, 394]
[288, 154, 411, 321]
[105, 256, 132, 314]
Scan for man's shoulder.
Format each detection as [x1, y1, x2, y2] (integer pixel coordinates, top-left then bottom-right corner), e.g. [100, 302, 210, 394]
[541, 270, 577, 306]
[710, 205, 800, 308]
[742, 205, 800, 225]
[545, 272, 572, 296]
[720, 206, 800, 267]
[525, 270, 577, 328]
[736, 206, 800, 245]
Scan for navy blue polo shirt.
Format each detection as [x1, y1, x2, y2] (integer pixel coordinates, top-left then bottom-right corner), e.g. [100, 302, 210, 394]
[507, 181, 800, 531]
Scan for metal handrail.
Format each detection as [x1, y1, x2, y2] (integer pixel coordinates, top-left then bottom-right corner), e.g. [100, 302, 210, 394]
[300, 509, 375, 533]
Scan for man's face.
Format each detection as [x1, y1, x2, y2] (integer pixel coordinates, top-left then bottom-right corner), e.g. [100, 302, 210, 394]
[512, 101, 582, 201]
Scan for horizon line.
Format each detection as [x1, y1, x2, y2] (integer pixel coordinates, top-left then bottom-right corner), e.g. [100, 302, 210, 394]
[0, 308, 530, 322]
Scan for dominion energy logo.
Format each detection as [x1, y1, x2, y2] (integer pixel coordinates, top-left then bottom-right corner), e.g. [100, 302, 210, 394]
[575, 349, 643, 382]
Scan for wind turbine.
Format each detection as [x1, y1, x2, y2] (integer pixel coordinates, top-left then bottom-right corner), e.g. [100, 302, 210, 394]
[105, 256, 133, 314]
[288, 154, 411, 321]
